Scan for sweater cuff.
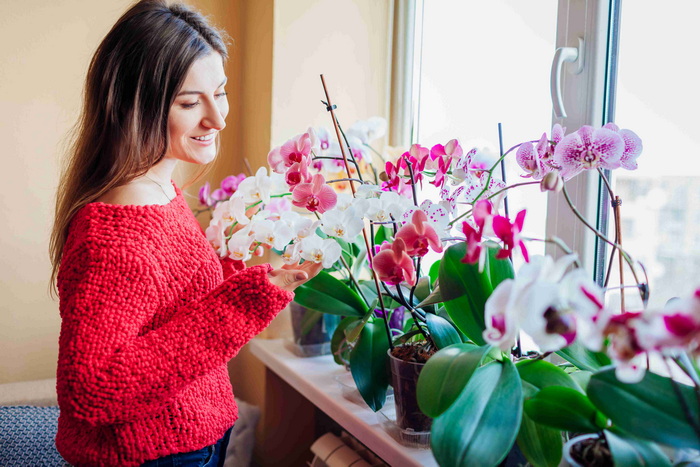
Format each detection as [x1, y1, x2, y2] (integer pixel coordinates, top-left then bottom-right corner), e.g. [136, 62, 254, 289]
[222, 263, 294, 323]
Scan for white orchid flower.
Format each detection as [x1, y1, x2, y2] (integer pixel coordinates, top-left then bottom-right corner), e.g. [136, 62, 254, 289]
[227, 232, 254, 262]
[205, 220, 228, 257]
[483, 254, 581, 351]
[401, 200, 450, 234]
[253, 219, 294, 251]
[335, 193, 355, 211]
[347, 117, 387, 145]
[320, 208, 364, 241]
[366, 192, 412, 223]
[280, 211, 320, 243]
[236, 167, 271, 204]
[281, 242, 302, 265]
[300, 235, 342, 268]
[356, 184, 383, 199]
[483, 279, 519, 351]
[212, 197, 250, 226]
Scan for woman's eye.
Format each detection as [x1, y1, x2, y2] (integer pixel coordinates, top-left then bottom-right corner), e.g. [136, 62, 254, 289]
[180, 102, 199, 109]
[215, 92, 228, 99]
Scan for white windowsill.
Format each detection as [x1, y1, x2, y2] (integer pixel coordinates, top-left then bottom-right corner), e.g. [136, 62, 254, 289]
[249, 338, 438, 467]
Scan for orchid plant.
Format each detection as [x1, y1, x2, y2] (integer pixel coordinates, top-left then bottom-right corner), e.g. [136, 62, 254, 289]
[197, 90, 700, 466]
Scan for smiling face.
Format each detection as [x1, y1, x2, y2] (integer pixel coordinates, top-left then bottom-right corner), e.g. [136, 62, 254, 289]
[166, 52, 229, 165]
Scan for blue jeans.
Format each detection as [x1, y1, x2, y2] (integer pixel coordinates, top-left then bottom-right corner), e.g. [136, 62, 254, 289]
[140, 427, 233, 467]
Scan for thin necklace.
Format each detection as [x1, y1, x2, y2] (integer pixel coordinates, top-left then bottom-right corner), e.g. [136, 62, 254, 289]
[144, 174, 173, 202]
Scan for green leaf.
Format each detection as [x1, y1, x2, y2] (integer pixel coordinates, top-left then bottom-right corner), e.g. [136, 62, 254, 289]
[374, 224, 391, 245]
[428, 260, 441, 286]
[294, 271, 368, 317]
[417, 285, 444, 308]
[425, 313, 462, 349]
[604, 429, 671, 467]
[484, 241, 515, 289]
[402, 317, 415, 334]
[439, 243, 494, 345]
[524, 386, 607, 433]
[431, 360, 523, 467]
[517, 359, 582, 393]
[349, 319, 391, 411]
[588, 368, 700, 449]
[556, 341, 611, 372]
[345, 307, 374, 344]
[414, 276, 432, 302]
[417, 344, 490, 418]
[517, 397, 563, 467]
[331, 317, 359, 366]
[393, 329, 421, 346]
[298, 308, 323, 336]
[515, 360, 579, 467]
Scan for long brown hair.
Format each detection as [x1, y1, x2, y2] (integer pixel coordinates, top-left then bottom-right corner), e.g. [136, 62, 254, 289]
[50, 0, 228, 292]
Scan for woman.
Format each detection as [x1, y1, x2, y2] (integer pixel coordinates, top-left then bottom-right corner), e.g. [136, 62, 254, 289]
[49, 1, 320, 465]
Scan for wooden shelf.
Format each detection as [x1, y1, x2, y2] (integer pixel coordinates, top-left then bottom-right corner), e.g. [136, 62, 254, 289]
[249, 338, 437, 467]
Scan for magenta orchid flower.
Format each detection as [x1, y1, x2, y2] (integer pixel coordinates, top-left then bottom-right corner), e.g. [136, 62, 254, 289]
[602, 123, 643, 170]
[268, 132, 313, 174]
[430, 139, 463, 164]
[430, 155, 452, 188]
[461, 199, 493, 265]
[395, 210, 443, 257]
[492, 209, 529, 262]
[373, 238, 416, 286]
[220, 174, 247, 196]
[553, 125, 625, 180]
[198, 182, 212, 206]
[291, 173, 337, 213]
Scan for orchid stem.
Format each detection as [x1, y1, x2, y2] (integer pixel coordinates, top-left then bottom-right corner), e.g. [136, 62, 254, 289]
[405, 160, 419, 207]
[320, 74, 393, 350]
[326, 178, 364, 184]
[560, 182, 645, 302]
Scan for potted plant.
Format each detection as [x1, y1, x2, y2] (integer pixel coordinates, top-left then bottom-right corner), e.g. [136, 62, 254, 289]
[197, 79, 700, 466]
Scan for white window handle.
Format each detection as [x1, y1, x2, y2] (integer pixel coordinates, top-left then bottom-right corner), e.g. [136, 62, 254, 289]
[550, 37, 584, 119]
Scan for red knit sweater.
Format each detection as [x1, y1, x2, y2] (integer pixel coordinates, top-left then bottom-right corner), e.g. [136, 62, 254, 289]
[55, 186, 293, 466]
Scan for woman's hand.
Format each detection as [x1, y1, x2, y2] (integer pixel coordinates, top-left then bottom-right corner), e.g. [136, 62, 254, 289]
[267, 261, 323, 292]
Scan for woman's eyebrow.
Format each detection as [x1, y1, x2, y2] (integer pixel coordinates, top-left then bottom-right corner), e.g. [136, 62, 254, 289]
[176, 78, 227, 96]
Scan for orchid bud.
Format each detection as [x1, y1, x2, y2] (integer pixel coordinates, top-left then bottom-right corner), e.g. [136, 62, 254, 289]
[253, 245, 265, 256]
[378, 171, 389, 182]
[540, 171, 564, 192]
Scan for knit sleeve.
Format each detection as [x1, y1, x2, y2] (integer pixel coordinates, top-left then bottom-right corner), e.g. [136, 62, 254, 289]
[56, 243, 293, 427]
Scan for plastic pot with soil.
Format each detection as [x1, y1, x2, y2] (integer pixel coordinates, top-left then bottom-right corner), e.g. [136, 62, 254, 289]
[388, 342, 436, 433]
[290, 302, 340, 357]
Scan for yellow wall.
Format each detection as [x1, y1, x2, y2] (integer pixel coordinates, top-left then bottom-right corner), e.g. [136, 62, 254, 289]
[1, 3, 390, 457]
[0, 0, 135, 383]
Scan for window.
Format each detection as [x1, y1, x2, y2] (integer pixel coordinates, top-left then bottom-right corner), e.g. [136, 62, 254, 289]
[605, 1, 700, 309]
[403, 0, 699, 313]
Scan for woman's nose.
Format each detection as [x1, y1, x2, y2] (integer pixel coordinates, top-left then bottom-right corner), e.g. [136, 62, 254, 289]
[202, 103, 226, 130]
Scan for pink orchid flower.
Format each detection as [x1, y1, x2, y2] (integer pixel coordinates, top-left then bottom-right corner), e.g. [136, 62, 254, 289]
[602, 123, 643, 170]
[492, 209, 529, 262]
[516, 125, 567, 180]
[285, 156, 312, 189]
[268, 132, 313, 174]
[553, 125, 624, 180]
[291, 173, 337, 213]
[395, 210, 443, 257]
[373, 238, 416, 286]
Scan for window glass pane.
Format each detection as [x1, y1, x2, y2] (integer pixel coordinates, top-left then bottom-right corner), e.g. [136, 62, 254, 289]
[608, 1, 700, 310]
[417, 0, 558, 266]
